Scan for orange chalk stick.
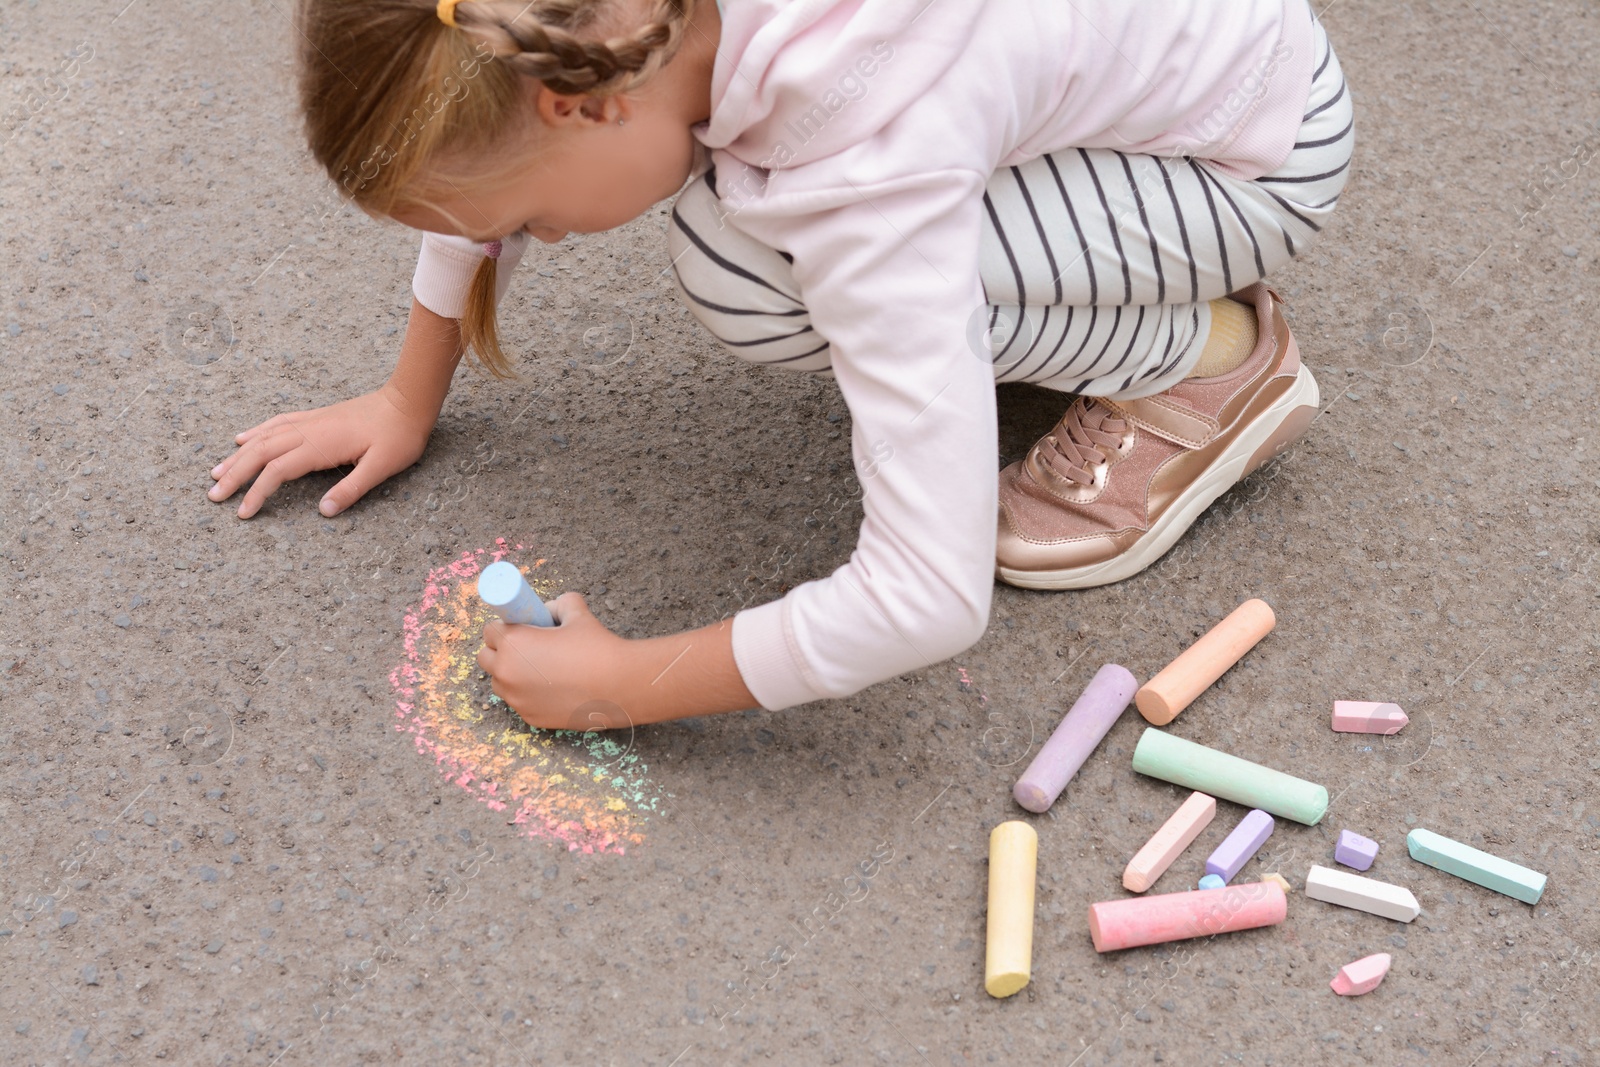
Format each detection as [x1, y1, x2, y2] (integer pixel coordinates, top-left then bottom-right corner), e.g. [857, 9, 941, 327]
[1088, 879, 1287, 952]
[1135, 599, 1276, 725]
[1122, 791, 1217, 893]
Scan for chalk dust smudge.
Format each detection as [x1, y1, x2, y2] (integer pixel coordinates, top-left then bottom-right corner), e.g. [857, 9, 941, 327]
[389, 541, 668, 854]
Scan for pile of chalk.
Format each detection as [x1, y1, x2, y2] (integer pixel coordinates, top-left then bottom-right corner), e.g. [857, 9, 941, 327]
[983, 599, 1549, 1001]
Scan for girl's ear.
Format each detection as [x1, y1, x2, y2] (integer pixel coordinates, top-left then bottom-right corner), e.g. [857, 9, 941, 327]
[535, 86, 630, 128]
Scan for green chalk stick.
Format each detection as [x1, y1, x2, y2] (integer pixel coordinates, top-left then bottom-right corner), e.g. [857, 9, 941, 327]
[1130, 728, 1328, 825]
[1406, 828, 1547, 905]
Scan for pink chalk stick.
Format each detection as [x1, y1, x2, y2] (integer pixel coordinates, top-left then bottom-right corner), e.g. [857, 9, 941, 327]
[1332, 701, 1409, 735]
[1122, 792, 1217, 893]
[1013, 664, 1138, 813]
[1330, 952, 1392, 996]
[1088, 880, 1286, 952]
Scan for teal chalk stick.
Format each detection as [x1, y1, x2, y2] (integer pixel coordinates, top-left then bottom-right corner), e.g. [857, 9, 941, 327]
[1130, 728, 1329, 825]
[1406, 828, 1547, 905]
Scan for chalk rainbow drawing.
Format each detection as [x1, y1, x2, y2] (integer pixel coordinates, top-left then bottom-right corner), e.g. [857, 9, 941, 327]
[389, 540, 667, 854]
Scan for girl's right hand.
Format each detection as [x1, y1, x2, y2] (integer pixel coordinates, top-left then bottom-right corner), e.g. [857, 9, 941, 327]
[208, 384, 436, 519]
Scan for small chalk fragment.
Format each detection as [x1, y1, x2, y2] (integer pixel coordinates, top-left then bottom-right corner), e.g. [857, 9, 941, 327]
[1406, 828, 1547, 905]
[478, 561, 555, 627]
[1088, 880, 1287, 952]
[1262, 872, 1292, 895]
[1013, 664, 1138, 813]
[1131, 728, 1329, 825]
[1331, 700, 1408, 735]
[1122, 792, 1217, 893]
[1335, 830, 1379, 872]
[1330, 952, 1392, 996]
[1205, 809, 1275, 881]
[1198, 874, 1225, 890]
[985, 821, 1037, 998]
[1305, 864, 1420, 922]
[1135, 599, 1276, 725]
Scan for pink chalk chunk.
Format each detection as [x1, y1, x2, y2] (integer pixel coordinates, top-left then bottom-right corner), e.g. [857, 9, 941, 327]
[1335, 830, 1379, 871]
[1013, 664, 1138, 813]
[1332, 701, 1409, 735]
[1330, 952, 1391, 996]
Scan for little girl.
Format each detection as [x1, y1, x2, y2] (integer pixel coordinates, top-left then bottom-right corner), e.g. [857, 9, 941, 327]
[210, 0, 1352, 730]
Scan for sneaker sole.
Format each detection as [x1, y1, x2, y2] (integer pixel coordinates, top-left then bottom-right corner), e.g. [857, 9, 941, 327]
[997, 361, 1320, 591]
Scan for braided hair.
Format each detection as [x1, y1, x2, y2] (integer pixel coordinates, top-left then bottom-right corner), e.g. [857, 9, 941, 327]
[295, 0, 698, 377]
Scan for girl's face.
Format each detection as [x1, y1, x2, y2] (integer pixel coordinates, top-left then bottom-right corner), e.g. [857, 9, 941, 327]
[391, 3, 719, 245]
[393, 92, 702, 244]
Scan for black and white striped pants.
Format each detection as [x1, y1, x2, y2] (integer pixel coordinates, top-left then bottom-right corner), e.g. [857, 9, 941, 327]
[668, 16, 1353, 400]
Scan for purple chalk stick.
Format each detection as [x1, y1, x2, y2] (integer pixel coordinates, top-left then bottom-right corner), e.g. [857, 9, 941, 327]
[1334, 830, 1379, 871]
[1012, 664, 1138, 813]
[1205, 809, 1276, 881]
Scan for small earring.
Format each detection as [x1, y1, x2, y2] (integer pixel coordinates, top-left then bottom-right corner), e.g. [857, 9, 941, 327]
[617, 118, 626, 127]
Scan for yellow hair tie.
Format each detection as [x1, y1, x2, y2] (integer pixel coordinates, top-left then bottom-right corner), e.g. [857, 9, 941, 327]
[436, 0, 465, 27]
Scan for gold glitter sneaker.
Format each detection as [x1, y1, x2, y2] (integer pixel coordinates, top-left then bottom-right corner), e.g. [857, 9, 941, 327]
[995, 283, 1319, 590]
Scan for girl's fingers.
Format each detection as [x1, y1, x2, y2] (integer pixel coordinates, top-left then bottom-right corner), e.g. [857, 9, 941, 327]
[481, 620, 505, 651]
[207, 431, 294, 503]
[233, 410, 300, 446]
[319, 453, 385, 517]
[235, 444, 328, 519]
[476, 641, 497, 674]
[547, 592, 589, 625]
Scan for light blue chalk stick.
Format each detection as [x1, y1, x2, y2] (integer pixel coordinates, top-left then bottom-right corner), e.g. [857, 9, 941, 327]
[1406, 828, 1546, 905]
[477, 561, 555, 627]
[1198, 874, 1226, 890]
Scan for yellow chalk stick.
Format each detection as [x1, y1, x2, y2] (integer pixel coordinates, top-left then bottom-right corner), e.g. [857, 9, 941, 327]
[985, 821, 1038, 998]
[1263, 872, 1292, 895]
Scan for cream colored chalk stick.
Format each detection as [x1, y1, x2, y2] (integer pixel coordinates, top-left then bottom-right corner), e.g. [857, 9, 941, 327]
[1305, 864, 1420, 922]
[1262, 872, 1292, 895]
[1136, 599, 1276, 725]
[985, 821, 1038, 998]
[1122, 792, 1217, 893]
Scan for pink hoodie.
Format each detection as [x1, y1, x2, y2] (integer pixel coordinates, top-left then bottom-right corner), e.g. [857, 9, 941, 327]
[413, 0, 1317, 712]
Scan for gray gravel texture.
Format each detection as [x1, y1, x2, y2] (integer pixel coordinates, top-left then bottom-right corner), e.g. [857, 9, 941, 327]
[2, 0, 1599, 1064]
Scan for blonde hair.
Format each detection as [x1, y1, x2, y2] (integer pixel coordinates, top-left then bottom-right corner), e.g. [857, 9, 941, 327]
[295, 0, 698, 377]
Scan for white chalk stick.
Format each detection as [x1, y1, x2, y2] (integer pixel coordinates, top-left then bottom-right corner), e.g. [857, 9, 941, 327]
[1305, 864, 1420, 922]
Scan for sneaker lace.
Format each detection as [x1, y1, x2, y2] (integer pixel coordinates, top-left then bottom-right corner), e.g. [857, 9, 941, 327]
[1040, 399, 1129, 486]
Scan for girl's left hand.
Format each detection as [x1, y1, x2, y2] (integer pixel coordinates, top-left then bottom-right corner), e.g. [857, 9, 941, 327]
[477, 594, 636, 731]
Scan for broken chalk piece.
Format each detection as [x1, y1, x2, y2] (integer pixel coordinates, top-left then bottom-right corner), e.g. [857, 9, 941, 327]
[1131, 728, 1329, 825]
[1331, 952, 1392, 996]
[985, 821, 1037, 998]
[1262, 872, 1292, 895]
[477, 561, 555, 627]
[1332, 700, 1408, 735]
[1206, 809, 1276, 882]
[1088, 880, 1287, 952]
[1122, 791, 1217, 893]
[1013, 664, 1138, 813]
[1135, 599, 1276, 726]
[1198, 874, 1225, 890]
[1305, 864, 1420, 922]
[1406, 828, 1547, 905]
[1335, 830, 1380, 872]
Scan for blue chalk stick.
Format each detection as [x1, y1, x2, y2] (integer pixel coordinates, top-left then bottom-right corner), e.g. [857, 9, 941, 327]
[478, 561, 555, 627]
[1407, 828, 1546, 905]
[1198, 874, 1226, 890]
[1205, 809, 1276, 881]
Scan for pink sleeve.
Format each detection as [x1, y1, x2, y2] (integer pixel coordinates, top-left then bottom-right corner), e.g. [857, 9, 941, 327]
[723, 166, 998, 711]
[411, 231, 532, 319]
